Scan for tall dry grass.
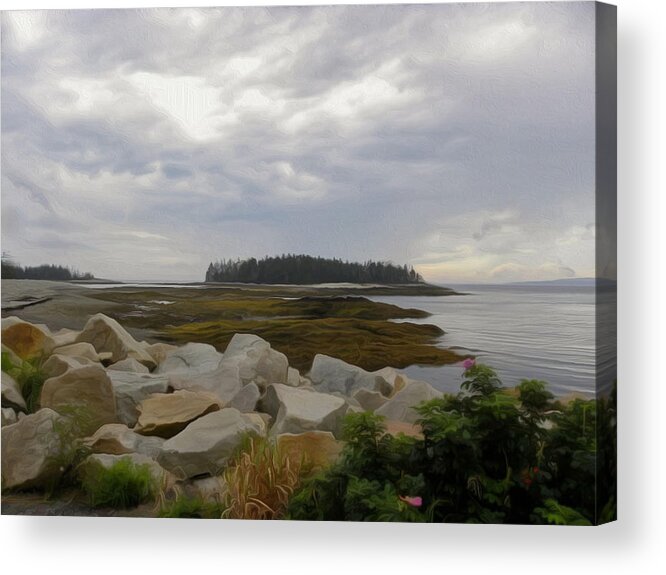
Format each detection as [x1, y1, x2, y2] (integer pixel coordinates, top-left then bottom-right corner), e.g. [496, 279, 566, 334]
[221, 435, 304, 520]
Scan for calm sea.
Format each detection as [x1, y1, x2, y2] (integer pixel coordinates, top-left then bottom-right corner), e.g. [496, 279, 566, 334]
[371, 285, 599, 398]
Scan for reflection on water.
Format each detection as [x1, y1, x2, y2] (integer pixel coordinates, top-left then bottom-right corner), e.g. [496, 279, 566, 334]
[372, 284, 601, 398]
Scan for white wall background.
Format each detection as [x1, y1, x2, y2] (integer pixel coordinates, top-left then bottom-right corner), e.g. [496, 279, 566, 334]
[1, 1, 663, 573]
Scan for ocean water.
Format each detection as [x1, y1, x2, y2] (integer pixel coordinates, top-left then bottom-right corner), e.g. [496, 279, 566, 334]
[371, 285, 600, 398]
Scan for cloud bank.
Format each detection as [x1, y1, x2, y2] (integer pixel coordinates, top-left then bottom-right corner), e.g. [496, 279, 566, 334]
[1, 4, 596, 282]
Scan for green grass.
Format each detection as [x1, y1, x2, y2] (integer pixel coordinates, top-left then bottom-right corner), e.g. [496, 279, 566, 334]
[158, 495, 224, 519]
[81, 459, 157, 509]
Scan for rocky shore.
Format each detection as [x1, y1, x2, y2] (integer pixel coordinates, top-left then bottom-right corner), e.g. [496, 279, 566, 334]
[1, 313, 440, 514]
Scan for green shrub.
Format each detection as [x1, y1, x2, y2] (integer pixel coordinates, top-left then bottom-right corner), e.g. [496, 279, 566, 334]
[81, 459, 157, 508]
[288, 364, 616, 525]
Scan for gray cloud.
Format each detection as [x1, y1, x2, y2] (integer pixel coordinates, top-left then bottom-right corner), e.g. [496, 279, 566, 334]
[1, 4, 596, 282]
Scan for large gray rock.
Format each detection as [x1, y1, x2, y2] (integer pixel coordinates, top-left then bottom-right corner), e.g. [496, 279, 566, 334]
[308, 354, 391, 396]
[42, 354, 97, 379]
[167, 359, 243, 403]
[1, 408, 65, 489]
[134, 390, 221, 438]
[40, 364, 117, 432]
[353, 388, 389, 412]
[83, 423, 165, 458]
[157, 408, 265, 479]
[155, 343, 223, 375]
[107, 371, 170, 427]
[1, 371, 26, 411]
[262, 384, 347, 438]
[375, 377, 441, 424]
[75, 313, 156, 369]
[223, 334, 289, 388]
[142, 342, 179, 365]
[50, 328, 80, 349]
[107, 358, 150, 374]
[228, 381, 260, 413]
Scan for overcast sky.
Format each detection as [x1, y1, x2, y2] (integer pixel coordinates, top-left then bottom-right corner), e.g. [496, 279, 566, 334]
[1, 3, 596, 283]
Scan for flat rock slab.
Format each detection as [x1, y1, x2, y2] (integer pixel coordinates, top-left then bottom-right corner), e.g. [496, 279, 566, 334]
[157, 408, 265, 479]
[107, 371, 170, 428]
[84, 423, 165, 458]
[134, 389, 221, 438]
[51, 342, 102, 363]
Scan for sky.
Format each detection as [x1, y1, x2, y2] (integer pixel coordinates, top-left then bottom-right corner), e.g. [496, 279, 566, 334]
[1, 3, 597, 283]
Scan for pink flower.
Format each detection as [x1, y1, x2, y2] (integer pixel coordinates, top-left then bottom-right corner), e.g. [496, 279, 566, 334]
[462, 358, 476, 370]
[399, 495, 423, 508]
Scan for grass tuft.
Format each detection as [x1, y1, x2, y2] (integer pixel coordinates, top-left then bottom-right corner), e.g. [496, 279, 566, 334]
[81, 459, 157, 509]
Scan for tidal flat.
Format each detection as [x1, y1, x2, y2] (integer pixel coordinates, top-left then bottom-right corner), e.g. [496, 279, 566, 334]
[1, 281, 465, 372]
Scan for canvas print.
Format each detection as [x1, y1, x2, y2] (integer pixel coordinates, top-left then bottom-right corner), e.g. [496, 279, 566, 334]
[0, 2, 616, 524]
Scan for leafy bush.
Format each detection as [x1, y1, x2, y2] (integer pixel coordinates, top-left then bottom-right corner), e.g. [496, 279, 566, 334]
[81, 459, 157, 508]
[221, 435, 304, 520]
[288, 364, 616, 525]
